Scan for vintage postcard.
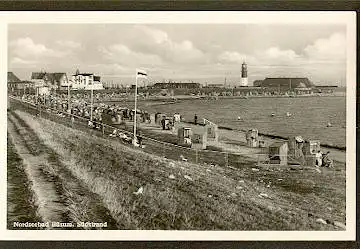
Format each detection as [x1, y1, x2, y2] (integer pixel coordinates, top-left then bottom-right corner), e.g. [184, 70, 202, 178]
[0, 11, 356, 240]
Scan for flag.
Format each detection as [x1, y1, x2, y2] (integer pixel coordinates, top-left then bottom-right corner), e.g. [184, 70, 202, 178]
[136, 69, 148, 78]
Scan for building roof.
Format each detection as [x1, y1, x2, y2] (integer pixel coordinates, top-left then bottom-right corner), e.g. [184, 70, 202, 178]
[93, 75, 101, 82]
[152, 82, 201, 89]
[73, 73, 94, 76]
[51, 73, 67, 82]
[153, 82, 200, 86]
[31, 72, 46, 80]
[31, 72, 66, 82]
[206, 84, 224, 87]
[261, 77, 315, 88]
[253, 80, 263, 87]
[8, 72, 21, 83]
[316, 85, 338, 88]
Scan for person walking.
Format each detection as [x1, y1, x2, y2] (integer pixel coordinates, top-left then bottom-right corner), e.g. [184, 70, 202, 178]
[315, 150, 322, 167]
[194, 114, 198, 125]
[161, 118, 165, 130]
[137, 132, 143, 147]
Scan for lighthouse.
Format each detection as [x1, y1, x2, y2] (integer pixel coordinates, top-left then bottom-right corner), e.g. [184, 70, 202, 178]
[240, 61, 248, 87]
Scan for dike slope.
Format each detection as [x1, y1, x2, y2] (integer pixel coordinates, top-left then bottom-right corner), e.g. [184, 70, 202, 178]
[9, 109, 346, 230]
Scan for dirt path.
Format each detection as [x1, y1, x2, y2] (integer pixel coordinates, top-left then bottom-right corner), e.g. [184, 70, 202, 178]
[7, 134, 41, 229]
[7, 111, 119, 229]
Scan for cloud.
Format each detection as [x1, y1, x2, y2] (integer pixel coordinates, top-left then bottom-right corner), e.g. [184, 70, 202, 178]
[170, 40, 205, 63]
[133, 25, 205, 64]
[56, 40, 81, 49]
[10, 37, 64, 58]
[98, 44, 163, 68]
[8, 26, 347, 86]
[10, 57, 38, 68]
[261, 47, 299, 62]
[86, 63, 129, 76]
[218, 51, 248, 63]
[110, 44, 133, 54]
[304, 32, 346, 62]
[217, 47, 299, 66]
[136, 25, 169, 44]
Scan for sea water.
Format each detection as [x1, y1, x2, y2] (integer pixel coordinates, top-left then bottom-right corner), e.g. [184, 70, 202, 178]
[134, 96, 346, 149]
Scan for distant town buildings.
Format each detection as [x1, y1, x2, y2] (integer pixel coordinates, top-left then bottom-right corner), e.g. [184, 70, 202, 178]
[103, 82, 122, 89]
[253, 80, 263, 87]
[8, 72, 20, 83]
[8, 68, 339, 98]
[31, 72, 47, 87]
[204, 83, 224, 88]
[71, 69, 103, 90]
[152, 82, 201, 89]
[7, 72, 33, 92]
[251, 77, 317, 94]
[8, 69, 105, 96]
[31, 72, 70, 95]
[251, 77, 339, 94]
[254, 77, 315, 90]
[31, 72, 49, 95]
[49, 73, 70, 90]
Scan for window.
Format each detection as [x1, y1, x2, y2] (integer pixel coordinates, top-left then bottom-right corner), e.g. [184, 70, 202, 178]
[184, 128, 191, 138]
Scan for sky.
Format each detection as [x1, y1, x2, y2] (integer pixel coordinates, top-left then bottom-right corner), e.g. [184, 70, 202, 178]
[8, 24, 347, 86]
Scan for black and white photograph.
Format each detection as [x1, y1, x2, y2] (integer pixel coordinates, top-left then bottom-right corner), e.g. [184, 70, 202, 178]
[1, 11, 356, 240]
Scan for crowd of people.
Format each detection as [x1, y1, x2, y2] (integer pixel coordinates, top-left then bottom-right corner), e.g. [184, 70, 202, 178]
[20, 93, 151, 127]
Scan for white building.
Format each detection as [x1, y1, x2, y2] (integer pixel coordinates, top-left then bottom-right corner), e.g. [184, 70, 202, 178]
[31, 72, 69, 95]
[240, 61, 248, 87]
[71, 70, 104, 90]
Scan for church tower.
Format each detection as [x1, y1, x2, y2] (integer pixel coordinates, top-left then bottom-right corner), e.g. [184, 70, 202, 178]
[240, 61, 248, 87]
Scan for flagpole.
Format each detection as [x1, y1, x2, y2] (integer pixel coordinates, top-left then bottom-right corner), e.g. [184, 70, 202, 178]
[90, 83, 94, 121]
[67, 82, 71, 113]
[133, 74, 138, 146]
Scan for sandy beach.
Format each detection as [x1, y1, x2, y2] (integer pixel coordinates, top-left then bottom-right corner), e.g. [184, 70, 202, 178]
[130, 120, 346, 164]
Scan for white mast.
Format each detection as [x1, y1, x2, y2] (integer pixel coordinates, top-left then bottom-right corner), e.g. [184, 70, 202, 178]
[133, 69, 148, 146]
[90, 82, 94, 121]
[133, 75, 138, 146]
[67, 81, 71, 112]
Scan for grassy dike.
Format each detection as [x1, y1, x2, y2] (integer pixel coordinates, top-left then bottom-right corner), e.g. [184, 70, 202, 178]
[15, 109, 345, 230]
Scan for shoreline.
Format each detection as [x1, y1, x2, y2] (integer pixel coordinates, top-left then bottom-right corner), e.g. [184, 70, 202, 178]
[9, 96, 345, 164]
[13, 95, 345, 151]
[98, 96, 346, 151]
[97, 92, 345, 103]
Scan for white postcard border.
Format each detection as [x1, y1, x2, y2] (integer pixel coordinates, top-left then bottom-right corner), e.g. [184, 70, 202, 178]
[0, 11, 356, 241]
